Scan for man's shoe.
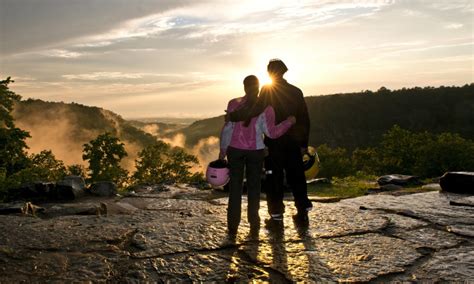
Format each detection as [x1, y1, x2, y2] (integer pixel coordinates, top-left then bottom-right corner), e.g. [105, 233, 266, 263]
[228, 227, 238, 236]
[304, 201, 313, 212]
[293, 211, 309, 225]
[265, 215, 283, 229]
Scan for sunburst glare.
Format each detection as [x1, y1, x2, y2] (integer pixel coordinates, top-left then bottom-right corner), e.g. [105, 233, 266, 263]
[256, 70, 273, 87]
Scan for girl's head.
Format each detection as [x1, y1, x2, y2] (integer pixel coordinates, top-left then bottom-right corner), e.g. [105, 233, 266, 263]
[243, 75, 259, 98]
[242, 75, 260, 127]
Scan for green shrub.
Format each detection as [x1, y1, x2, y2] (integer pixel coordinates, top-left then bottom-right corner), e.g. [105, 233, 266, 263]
[351, 126, 474, 177]
[131, 141, 202, 185]
[66, 164, 87, 179]
[414, 132, 474, 177]
[316, 144, 354, 178]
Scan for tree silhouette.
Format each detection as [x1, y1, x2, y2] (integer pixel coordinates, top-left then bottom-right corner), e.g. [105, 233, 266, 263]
[132, 141, 200, 185]
[0, 77, 30, 176]
[82, 133, 128, 186]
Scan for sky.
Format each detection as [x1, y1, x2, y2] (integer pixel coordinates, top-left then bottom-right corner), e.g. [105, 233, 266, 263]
[1, 0, 473, 119]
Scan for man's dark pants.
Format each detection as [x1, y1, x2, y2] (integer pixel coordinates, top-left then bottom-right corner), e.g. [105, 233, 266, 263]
[265, 141, 311, 216]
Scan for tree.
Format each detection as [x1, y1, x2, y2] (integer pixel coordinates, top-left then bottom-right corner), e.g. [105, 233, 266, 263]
[82, 133, 128, 186]
[67, 164, 87, 178]
[317, 144, 354, 178]
[376, 125, 430, 175]
[352, 147, 379, 174]
[29, 150, 68, 181]
[0, 77, 30, 176]
[352, 126, 474, 177]
[414, 132, 474, 177]
[3, 150, 68, 191]
[132, 141, 201, 185]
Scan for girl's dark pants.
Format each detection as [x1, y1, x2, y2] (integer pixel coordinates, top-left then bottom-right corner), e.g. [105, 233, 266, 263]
[227, 146, 264, 232]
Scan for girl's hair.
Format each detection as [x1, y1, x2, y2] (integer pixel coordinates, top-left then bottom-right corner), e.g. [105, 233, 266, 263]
[243, 75, 259, 86]
[242, 75, 259, 127]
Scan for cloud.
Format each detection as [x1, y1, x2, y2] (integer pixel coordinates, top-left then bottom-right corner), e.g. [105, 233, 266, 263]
[427, 2, 472, 11]
[142, 124, 160, 137]
[174, 0, 396, 39]
[445, 23, 464, 29]
[2, 0, 473, 119]
[0, 0, 194, 54]
[74, 41, 114, 48]
[40, 49, 85, 59]
[62, 72, 183, 81]
[160, 133, 186, 148]
[75, 14, 178, 48]
[50, 0, 396, 53]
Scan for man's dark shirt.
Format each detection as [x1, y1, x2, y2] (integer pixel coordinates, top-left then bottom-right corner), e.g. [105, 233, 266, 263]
[229, 78, 310, 148]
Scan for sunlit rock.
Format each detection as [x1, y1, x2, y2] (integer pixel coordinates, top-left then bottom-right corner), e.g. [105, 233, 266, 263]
[412, 247, 474, 281]
[57, 175, 86, 199]
[0, 186, 472, 282]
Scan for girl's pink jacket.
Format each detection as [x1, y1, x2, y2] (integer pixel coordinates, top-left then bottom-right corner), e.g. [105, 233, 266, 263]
[220, 96, 295, 153]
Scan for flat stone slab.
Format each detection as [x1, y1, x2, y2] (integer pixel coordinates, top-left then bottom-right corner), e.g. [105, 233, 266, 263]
[0, 250, 113, 282]
[0, 187, 473, 282]
[393, 227, 466, 249]
[411, 247, 474, 281]
[341, 191, 474, 237]
[450, 195, 474, 207]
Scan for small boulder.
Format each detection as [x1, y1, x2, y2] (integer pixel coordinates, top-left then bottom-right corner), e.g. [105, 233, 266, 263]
[377, 174, 421, 186]
[44, 203, 106, 217]
[10, 182, 56, 201]
[34, 182, 56, 196]
[56, 176, 86, 200]
[440, 172, 474, 194]
[90, 181, 117, 197]
[0, 202, 25, 215]
[131, 233, 148, 250]
[10, 183, 37, 200]
[58, 176, 86, 191]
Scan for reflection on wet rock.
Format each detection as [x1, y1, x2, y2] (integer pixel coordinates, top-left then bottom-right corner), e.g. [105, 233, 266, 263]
[412, 247, 474, 281]
[0, 186, 472, 282]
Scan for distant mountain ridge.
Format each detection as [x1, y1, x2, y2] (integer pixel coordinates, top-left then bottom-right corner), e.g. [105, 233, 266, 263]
[13, 99, 158, 168]
[11, 84, 474, 169]
[170, 84, 474, 150]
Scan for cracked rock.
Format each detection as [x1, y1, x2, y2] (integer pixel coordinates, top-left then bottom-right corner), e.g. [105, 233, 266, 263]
[412, 247, 474, 281]
[0, 189, 472, 282]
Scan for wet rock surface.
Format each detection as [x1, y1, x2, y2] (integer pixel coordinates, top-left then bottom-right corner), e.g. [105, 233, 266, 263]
[0, 186, 473, 282]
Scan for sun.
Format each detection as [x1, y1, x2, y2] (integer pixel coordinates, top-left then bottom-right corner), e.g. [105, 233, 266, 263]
[256, 69, 273, 87]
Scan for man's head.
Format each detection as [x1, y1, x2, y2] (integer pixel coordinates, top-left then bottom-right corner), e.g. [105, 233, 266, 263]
[243, 75, 259, 97]
[267, 59, 288, 79]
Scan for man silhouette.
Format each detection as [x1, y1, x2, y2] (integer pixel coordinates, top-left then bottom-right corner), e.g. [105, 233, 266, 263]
[229, 59, 312, 223]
